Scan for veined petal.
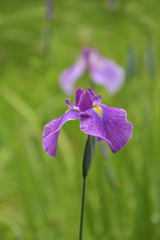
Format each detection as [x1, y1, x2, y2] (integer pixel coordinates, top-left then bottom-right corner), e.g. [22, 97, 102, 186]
[89, 53, 125, 94]
[74, 88, 84, 107]
[78, 90, 93, 112]
[92, 94, 101, 106]
[80, 103, 133, 153]
[59, 56, 87, 95]
[87, 87, 95, 97]
[43, 110, 80, 157]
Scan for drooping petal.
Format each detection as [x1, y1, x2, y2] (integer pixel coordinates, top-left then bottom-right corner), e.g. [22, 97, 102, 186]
[59, 57, 87, 95]
[92, 94, 101, 107]
[89, 51, 125, 94]
[80, 103, 133, 153]
[43, 110, 80, 157]
[78, 90, 93, 112]
[74, 88, 84, 107]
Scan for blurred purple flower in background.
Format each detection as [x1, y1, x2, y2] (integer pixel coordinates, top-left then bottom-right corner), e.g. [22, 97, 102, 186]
[59, 47, 125, 95]
[43, 87, 132, 157]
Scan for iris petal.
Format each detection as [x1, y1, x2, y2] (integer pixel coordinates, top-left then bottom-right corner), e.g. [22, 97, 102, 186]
[87, 87, 96, 97]
[59, 56, 86, 95]
[80, 103, 133, 153]
[92, 94, 101, 106]
[74, 88, 85, 107]
[43, 110, 80, 157]
[89, 51, 125, 94]
[78, 90, 93, 112]
[92, 105, 102, 117]
[66, 98, 74, 109]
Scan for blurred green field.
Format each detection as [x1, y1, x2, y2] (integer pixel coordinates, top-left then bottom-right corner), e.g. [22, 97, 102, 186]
[0, 0, 160, 239]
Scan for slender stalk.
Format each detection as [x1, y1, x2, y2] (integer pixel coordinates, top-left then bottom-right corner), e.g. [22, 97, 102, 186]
[79, 177, 87, 240]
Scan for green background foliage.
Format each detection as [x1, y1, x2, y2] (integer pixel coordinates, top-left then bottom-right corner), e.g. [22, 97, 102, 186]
[0, 0, 160, 239]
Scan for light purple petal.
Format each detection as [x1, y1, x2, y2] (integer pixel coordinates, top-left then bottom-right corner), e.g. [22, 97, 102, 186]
[82, 47, 90, 60]
[89, 52, 125, 94]
[92, 94, 101, 106]
[59, 56, 87, 95]
[78, 90, 93, 112]
[80, 103, 133, 153]
[43, 110, 80, 157]
[74, 88, 85, 107]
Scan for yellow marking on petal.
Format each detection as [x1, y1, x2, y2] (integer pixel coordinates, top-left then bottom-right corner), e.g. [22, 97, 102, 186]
[65, 108, 80, 113]
[93, 106, 102, 117]
[65, 108, 71, 113]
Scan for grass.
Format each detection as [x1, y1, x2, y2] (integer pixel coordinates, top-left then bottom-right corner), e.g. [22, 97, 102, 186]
[0, 0, 160, 239]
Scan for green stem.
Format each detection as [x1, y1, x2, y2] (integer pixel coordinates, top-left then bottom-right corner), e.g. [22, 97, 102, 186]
[79, 177, 87, 240]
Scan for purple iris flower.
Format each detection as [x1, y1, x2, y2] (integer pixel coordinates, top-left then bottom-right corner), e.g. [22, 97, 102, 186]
[43, 87, 133, 157]
[59, 47, 125, 95]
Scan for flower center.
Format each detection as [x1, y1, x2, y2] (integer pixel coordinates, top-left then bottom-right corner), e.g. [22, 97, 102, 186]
[92, 106, 102, 117]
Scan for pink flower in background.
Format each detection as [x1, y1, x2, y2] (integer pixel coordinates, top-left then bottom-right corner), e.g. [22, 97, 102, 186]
[59, 47, 125, 95]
